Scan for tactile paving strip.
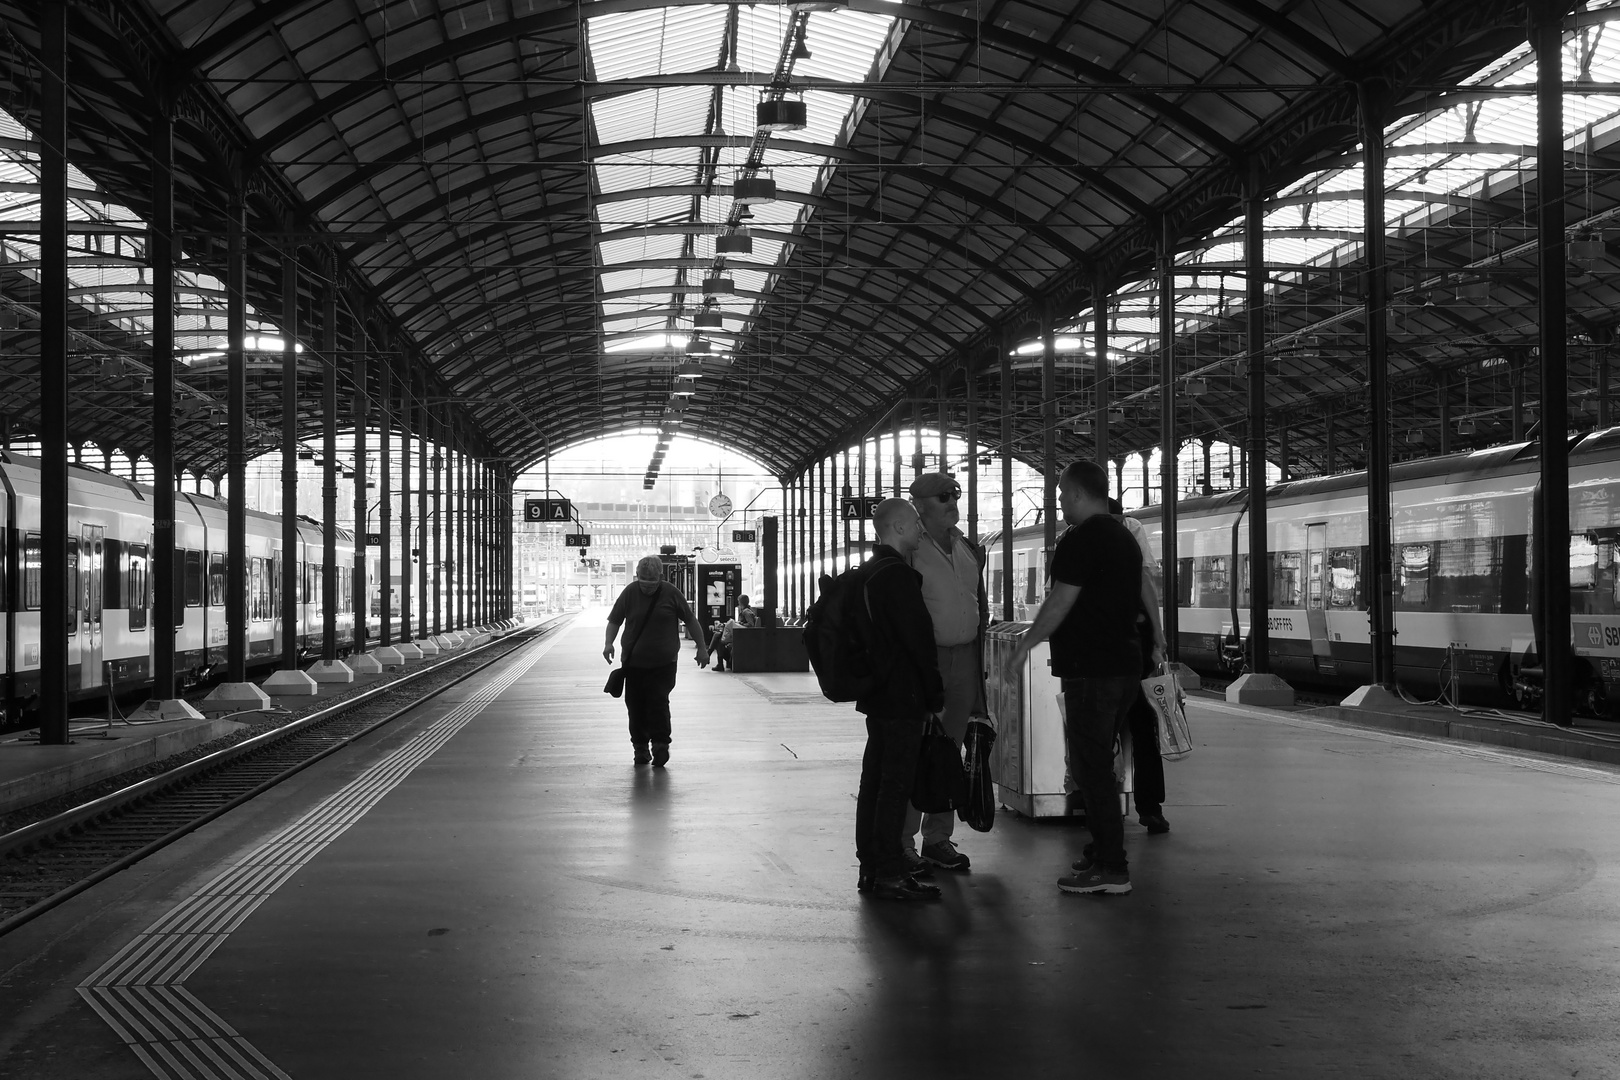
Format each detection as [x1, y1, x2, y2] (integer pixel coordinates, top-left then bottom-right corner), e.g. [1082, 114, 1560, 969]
[77, 635, 558, 1080]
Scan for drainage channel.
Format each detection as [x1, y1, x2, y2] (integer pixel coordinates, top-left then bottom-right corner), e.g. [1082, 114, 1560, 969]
[0, 624, 558, 937]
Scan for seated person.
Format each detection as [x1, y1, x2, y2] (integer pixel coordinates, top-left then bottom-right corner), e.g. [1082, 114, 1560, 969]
[708, 618, 731, 671]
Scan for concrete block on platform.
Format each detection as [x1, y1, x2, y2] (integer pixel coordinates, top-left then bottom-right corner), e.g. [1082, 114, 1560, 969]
[202, 682, 272, 712]
[309, 660, 355, 684]
[432, 634, 459, 650]
[0, 715, 247, 815]
[1226, 672, 1295, 706]
[263, 669, 320, 696]
[125, 698, 206, 722]
[393, 643, 423, 661]
[1166, 662, 1202, 691]
[1340, 684, 1407, 711]
[349, 652, 385, 674]
[416, 640, 441, 657]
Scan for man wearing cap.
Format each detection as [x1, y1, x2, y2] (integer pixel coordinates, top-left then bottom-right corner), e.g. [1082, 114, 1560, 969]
[901, 470, 990, 874]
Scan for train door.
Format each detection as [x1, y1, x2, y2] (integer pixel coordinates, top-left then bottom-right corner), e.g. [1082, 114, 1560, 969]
[1304, 522, 1334, 673]
[82, 524, 104, 688]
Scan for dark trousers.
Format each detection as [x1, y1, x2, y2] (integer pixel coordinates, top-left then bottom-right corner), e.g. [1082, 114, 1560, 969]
[1059, 676, 1140, 872]
[1130, 624, 1166, 814]
[855, 714, 925, 880]
[624, 662, 678, 747]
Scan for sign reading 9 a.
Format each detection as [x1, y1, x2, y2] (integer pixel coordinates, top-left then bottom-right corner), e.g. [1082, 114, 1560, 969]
[523, 498, 573, 523]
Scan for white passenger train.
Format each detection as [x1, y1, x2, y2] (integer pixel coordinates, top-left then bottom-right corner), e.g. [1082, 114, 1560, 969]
[0, 451, 382, 719]
[984, 432, 1620, 714]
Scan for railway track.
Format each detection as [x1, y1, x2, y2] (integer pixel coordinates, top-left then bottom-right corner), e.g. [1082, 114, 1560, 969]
[0, 622, 561, 937]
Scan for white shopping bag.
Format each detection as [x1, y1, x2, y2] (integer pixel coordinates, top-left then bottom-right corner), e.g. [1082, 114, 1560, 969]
[1140, 668, 1193, 760]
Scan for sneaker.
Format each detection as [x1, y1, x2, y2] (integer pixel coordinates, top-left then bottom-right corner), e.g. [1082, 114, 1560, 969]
[633, 745, 651, 766]
[651, 743, 670, 767]
[902, 850, 935, 880]
[868, 875, 941, 901]
[1070, 845, 1096, 874]
[1058, 867, 1131, 895]
[921, 840, 971, 871]
[1139, 812, 1170, 834]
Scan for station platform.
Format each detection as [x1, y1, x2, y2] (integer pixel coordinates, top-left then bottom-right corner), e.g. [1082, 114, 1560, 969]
[2, 613, 1618, 1079]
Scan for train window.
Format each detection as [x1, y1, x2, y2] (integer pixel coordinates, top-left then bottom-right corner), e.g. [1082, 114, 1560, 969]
[66, 538, 78, 631]
[1328, 549, 1362, 609]
[184, 549, 203, 607]
[1193, 555, 1229, 609]
[1394, 544, 1432, 610]
[1432, 537, 1504, 613]
[250, 557, 265, 620]
[103, 538, 125, 609]
[1271, 551, 1303, 608]
[1176, 558, 1193, 608]
[127, 544, 148, 630]
[208, 553, 226, 606]
[22, 533, 40, 610]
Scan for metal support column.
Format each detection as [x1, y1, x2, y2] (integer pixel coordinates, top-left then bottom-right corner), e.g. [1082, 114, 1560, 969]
[417, 376, 428, 641]
[279, 257, 300, 671]
[1159, 217, 1180, 661]
[1535, 4, 1572, 725]
[37, 0, 68, 743]
[938, 370, 948, 468]
[432, 414, 442, 637]
[1438, 371, 1452, 456]
[1093, 279, 1110, 465]
[1360, 80, 1398, 693]
[150, 105, 177, 704]
[1601, 350, 1611, 430]
[966, 369, 979, 544]
[399, 365, 412, 644]
[857, 438, 867, 560]
[320, 262, 339, 663]
[378, 348, 393, 646]
[1000, 330, 1014, 621]
[226, 193, 248, 683]
[1244, 178, 1273, 675]
[352, 315, 368, 654]
[1041, 304, 1057, 557]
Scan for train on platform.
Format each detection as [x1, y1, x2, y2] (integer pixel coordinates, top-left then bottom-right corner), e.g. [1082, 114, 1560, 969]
[983, 431, 1620, 716]
[0, 451, 407, 723]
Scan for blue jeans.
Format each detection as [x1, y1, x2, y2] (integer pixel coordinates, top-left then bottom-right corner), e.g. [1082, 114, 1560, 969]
[856, 714, 925, 880]
[1059, 675, 1140, 872]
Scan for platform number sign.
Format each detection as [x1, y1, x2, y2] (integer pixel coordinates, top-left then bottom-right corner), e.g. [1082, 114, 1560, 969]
[524, 497, 572, 523]
[731, 529, 757, 543]
[565, 533, 591, 547]
[840, 496, 883, 520]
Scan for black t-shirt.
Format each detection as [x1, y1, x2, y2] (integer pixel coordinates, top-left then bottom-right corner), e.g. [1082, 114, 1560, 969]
[1047, 514, 1143, 678]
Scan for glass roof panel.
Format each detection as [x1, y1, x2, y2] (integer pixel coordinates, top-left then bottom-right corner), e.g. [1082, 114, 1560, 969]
[588, 6, 728, 81]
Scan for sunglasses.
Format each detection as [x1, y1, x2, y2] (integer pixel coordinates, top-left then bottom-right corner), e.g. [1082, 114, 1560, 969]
[930, 487, 962, 503]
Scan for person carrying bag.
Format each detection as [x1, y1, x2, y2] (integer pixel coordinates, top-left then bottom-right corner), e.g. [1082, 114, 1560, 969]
[604, 556, 710, 767]
[1139, 665, 1193, 760]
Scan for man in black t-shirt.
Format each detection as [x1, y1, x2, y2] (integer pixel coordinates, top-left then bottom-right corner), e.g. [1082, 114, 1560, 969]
[1008, 460, 1142, 895]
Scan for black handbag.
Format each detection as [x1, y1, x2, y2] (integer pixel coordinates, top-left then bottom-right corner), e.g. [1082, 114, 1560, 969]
[604, 584, 659, 697]
[912, 715, 968, 814]
[604, 667, 626, 697]
[957, 719, 998, 832]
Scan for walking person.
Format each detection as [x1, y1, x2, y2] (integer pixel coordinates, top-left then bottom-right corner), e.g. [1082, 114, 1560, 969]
[604, 556, 710, 767]
[855, 499, 947, 901]
[1008, 462, 1143, 895]
[901, 472, 988, 875]
[1110, 497, 1171, 834]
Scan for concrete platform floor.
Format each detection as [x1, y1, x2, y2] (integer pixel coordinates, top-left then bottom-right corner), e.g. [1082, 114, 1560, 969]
[3, 612, 1619, 1079]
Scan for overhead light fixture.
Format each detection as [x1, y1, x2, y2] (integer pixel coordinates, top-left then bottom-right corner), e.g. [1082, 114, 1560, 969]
[1106, 408, 1126, 423]
[702, 275, 734, 294]
[1071, 418, 1093, 435]
[1184, 378, 1207, 396]
[733, 169, 776, 204]
[716, 228, 753, 254]
[757, 94, 807, 131]
[685, 337, 711, 354]
[1457, 418, 1476, 435]
[672, 386, 696, 396]
[694, 311, 723, 329]
[1571, 233, 1606, 267]
[677, 360, 703, 379]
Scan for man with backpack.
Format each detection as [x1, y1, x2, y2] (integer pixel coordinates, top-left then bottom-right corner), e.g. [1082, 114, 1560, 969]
[852, 498, 947, 901]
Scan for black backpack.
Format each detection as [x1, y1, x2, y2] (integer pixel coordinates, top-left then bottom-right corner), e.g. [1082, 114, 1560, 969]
[802, 558, 894, 702]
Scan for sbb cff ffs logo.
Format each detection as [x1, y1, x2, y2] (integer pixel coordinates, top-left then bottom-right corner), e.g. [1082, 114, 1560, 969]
[524, 498, 572, 522]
